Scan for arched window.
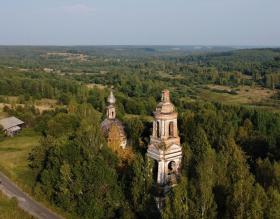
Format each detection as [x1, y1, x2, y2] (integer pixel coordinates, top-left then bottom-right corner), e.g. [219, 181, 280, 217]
[157, 121, 160, 138]
[169, 122, 174, 137]
[111, 111, 114, 117]
[152, 160, 158, 183]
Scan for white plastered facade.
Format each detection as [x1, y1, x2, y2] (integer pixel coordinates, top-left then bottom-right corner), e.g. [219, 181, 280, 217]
[147, 90, 182, 186]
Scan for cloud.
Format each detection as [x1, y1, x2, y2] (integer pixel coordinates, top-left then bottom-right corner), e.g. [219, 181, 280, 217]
[62, 3, 95, 14]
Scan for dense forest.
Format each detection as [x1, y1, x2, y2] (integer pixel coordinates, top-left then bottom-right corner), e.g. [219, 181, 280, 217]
[1, 46, 280, 218]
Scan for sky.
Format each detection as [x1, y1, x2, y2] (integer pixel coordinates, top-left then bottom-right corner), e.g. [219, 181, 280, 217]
[0, 0, 279, 46]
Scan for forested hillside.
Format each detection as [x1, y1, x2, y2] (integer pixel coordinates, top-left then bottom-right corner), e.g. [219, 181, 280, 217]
[0, 46, 280, 218]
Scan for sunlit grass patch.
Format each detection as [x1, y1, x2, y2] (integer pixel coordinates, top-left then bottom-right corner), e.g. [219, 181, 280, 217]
[0, 191, 33, 219]
[0, 128, 39, 189]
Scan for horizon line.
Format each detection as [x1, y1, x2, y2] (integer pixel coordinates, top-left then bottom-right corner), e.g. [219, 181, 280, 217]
[0, 44, 279, 48]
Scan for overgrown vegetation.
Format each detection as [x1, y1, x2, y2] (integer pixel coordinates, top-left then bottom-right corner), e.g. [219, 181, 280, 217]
[0, 46, 280, 218]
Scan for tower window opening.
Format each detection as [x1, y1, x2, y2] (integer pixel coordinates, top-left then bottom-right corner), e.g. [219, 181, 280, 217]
[157, 121, 160, 138]
[152, 160, 158, 183]
[169, 122, 174, 138]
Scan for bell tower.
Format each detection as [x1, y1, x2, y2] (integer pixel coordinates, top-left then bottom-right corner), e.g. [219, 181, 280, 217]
[147, 90, 182, 190]
[101, 88, 127, 149]
[106, 90, 116, 119]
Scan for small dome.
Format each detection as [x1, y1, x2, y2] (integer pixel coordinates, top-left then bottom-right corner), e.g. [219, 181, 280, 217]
[107, 90, 116, 104]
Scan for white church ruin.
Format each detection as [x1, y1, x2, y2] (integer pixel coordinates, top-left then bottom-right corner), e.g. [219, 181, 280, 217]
[101, 88, 182, 198]
[147, 89, 182, 191]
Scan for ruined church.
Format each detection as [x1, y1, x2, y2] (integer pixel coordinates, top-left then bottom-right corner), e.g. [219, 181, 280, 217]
[101, 89, 182, 191]
[147, 89, 182, 191]
[101, 89, 127, 149]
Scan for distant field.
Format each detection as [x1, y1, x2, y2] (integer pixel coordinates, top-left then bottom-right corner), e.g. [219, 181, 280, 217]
[207, 85, 275, 103]
[157, 70, 185, 79]
[34, 98, 57, 113]
[0, 96, 18, 103]
[0, 97, 58, 114]
[0, 111, 8, 119]
[43, 52, 88, 62]
[0, 191, 33, 219]
[0, 100, 8, 119]
[199, 85, 280, 111]
[86, 83, 107, 90]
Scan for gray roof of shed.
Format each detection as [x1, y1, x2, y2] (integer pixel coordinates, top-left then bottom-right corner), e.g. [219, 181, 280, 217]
[0, 117, 24, 130]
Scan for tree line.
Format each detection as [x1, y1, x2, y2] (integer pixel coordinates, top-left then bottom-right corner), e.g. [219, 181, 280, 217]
[10, 97, 278, 218]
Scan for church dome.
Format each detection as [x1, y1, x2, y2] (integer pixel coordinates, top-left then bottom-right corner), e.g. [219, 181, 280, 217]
[101, 118, 126, 138]
[101, 118, 127, 149]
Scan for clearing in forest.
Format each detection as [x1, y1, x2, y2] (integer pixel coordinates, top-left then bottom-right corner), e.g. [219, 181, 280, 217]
[201, 85, 277, 105]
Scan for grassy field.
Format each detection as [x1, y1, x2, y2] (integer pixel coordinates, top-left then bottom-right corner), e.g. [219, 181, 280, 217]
[199, 85, 280, 112]
[0, 191, 33, 219]
[0, 111, 8, 119]
[206, 85, 276, 103]
[0, 103, 8, 119]
[0, 128, 37, 218]
[0, 128, 75, 219]
[0, 129, 40, 191]
[0, 99, 57, 114]
[34, 98, 57, 113]
[86, 83, 107, 90]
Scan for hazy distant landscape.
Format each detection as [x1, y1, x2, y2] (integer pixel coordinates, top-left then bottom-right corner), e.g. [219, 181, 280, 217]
[0, 46, 279, 110]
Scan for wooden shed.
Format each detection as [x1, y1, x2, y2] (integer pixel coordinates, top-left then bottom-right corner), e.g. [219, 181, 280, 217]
[0, 116, 24, 137]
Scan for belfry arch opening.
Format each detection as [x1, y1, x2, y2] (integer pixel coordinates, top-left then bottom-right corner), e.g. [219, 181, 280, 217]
[156, 121, 160, 138]
[169, 122, 174, 138]
[152, 160, 158, 183]
[168, 161, 176, 172]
